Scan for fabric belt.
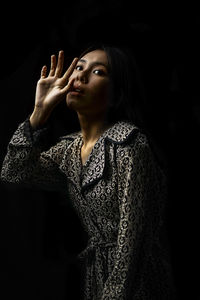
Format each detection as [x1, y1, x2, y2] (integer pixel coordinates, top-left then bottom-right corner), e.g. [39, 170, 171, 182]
[77, 238, 117, 299]
[78, 238, 117, 261]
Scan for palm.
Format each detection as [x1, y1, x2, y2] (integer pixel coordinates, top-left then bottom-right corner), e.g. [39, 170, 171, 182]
[34, 51, 78, 111]
[35, 77, 65, 109]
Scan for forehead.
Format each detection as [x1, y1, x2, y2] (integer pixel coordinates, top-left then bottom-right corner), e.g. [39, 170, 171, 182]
[81, 49, 108, 66]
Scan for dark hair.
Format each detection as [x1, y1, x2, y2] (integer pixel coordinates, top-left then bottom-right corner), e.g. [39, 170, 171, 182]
[78, 44, 167, 171]
[79, 43, 147, 131]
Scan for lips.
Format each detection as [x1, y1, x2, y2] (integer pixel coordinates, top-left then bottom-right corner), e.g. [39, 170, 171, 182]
[69, 83, 84, 95]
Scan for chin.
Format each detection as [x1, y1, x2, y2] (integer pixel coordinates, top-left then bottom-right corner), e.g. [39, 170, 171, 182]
[66, 99, 74, 110]
[66, 97, 79, 111]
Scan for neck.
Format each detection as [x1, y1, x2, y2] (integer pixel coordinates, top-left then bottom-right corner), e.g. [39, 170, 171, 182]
[77, 112, 109, 146]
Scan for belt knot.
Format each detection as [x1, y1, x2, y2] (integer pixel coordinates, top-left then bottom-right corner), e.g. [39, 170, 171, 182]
[78, 238, 116, 261]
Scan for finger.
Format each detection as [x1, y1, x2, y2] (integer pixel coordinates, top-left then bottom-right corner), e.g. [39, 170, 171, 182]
[61, 77, 75, 94]
[62, 57, 79, 83]
[55, 50, 64, 77]
[48, 55, 56, 76]
[40, 65, 47, 78]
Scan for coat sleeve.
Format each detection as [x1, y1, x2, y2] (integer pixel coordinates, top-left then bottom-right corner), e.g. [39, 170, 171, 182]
[1, 118, 68, 192]
[101, 133, 166, 299]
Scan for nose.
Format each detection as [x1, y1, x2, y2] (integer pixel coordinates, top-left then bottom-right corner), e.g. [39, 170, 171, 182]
[76, 70, 88, 83]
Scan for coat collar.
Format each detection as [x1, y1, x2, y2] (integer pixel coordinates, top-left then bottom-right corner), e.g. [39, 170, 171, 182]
[59, 121, 139, 191]
[105, 121, 139, 143]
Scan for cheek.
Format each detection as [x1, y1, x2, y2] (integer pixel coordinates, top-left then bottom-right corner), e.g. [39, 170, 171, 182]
[91, 80, 110, 99]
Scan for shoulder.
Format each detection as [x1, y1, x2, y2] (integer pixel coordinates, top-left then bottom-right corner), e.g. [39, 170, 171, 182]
[46, 131, 81, 157]
[56, 131, 82, 148]
[111, 123, 167, 181]
[58, 131, 82, 142]
[116, 132, 150, 166]
[105, 120, 149, 152]
[105, 121, 141, 144]
[106, 121, 155, 168]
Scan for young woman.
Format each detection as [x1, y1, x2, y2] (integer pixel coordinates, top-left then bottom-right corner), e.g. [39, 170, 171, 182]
[1, 45, 175, 299]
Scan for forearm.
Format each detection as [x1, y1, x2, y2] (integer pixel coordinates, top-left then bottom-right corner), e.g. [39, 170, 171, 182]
[1, 118, 48, 184]
[1, 51, 78, 188]
[1, 116, 68, 192]
[29, 106, 53, 130]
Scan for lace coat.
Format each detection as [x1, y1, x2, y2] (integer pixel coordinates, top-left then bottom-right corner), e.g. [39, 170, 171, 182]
[1, 118, 175, 299]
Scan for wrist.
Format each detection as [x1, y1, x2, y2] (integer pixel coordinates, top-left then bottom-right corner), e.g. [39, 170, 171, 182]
[30, 107, 50, 130]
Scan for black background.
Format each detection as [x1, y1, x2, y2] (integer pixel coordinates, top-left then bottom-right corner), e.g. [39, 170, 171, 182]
[1, 2, 199, 299]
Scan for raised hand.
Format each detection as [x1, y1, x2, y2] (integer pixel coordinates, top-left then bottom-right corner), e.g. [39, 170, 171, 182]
[30, 51, 78, 129]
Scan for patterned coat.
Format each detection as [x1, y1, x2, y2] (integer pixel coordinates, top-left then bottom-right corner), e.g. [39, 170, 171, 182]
[1, 118, 175, 299]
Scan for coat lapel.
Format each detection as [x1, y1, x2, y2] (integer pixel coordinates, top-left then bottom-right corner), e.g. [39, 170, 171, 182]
[106, 121, 139, 144]
[59, 133, 82, 190]
[81, 121, 139, 190]
[81, 135, 106, 190]
[59, 121, 139, 191]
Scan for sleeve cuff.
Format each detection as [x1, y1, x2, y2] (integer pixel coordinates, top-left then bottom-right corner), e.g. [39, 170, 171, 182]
[24, 116, 50, 145]
[9, 116, 49, 147]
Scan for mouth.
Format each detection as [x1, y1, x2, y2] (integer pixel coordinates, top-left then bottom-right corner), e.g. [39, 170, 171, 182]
[69, 90, 82, 96]
[68, 84, 84, 96]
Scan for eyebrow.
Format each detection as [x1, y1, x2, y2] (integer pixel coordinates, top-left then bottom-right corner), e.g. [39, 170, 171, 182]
[78, 58, 108, 69]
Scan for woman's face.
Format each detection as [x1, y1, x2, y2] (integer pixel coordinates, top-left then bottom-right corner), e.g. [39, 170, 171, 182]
[66, 49, 110, 118]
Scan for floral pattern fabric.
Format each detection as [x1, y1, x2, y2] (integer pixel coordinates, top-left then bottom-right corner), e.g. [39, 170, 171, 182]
[1, 118, 175, 299]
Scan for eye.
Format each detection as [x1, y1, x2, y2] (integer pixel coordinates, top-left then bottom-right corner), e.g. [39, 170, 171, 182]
[93, 69, 105, 75]
[75, 65, 83, 71]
